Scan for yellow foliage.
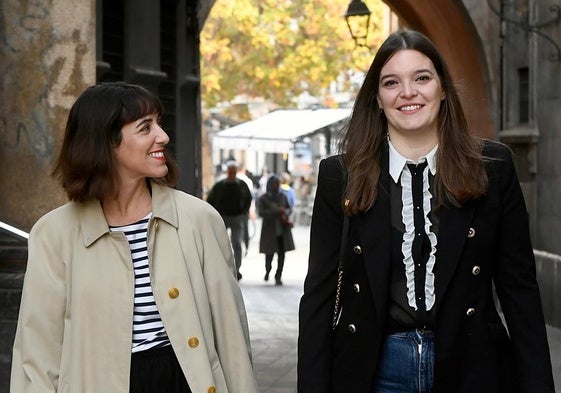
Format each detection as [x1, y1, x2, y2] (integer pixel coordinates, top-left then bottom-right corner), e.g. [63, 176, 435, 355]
[200, 0, 390, 108]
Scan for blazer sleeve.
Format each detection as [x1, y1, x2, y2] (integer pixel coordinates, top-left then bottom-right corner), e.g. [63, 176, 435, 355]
[11, 214, 66, 393]
[297, 155, 346, 393]
[488, 143, 555, 392]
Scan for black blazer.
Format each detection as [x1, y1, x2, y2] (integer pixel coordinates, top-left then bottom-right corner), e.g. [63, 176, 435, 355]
[297, 140, 555, 393]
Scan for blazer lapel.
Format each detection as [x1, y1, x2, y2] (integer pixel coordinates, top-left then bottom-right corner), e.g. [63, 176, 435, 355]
[357, 147, 392, 323]
[433, 201, 475, 310]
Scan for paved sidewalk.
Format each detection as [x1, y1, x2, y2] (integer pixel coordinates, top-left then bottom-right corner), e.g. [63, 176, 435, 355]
[238, 220, 309, 393]
[239, 219, 561, 393]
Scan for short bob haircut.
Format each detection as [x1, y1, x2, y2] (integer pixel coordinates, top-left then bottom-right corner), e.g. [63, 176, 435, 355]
[340, 30, 487, 215]
[52, 82, 179, 202]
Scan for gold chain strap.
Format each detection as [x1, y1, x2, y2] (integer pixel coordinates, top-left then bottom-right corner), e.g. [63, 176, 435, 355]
[332, 160, 349, 331]
[332, 208, 349, 330]
[332, 267, 344, 330]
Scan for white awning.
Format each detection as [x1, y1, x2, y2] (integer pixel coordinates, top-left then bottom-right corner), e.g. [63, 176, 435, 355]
[211, 108, 352, 153]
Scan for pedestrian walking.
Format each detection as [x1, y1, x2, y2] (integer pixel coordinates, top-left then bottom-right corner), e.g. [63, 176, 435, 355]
[207, 160, 253, 280]
[298, 30, 554, 393]
[257, 174, 295, 286]
[10, 82, 258, 393]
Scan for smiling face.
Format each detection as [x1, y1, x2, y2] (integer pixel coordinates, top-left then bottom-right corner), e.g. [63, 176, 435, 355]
[377, 49, 445, 141]
[113, 113, 170, 183]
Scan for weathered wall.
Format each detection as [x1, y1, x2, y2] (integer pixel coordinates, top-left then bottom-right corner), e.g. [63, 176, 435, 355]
[0, 0, 96, 232]
[534, 2, 561, 254]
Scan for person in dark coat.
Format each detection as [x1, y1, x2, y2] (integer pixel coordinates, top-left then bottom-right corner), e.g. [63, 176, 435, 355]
[206, 160, 252, 280]
[257, 174, 295, 285]
[297, 30, 554, 393]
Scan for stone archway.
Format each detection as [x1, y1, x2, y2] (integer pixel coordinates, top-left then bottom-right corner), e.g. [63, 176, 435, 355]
[385, 0, 495, 138]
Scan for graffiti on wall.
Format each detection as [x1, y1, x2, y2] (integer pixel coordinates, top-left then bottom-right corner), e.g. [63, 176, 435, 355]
[1, 0, 93, 161]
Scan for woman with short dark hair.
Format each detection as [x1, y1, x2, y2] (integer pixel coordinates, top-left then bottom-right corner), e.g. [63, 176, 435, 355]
[11, 82, 259, 393]
[52, 82, 179, 202]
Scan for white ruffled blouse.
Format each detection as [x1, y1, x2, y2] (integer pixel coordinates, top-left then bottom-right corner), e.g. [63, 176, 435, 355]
[389, 141, 438, 312]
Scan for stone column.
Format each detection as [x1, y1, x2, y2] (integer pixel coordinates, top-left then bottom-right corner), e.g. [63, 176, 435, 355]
[0, 1, 95, 391]
[0, 0, 96, 231]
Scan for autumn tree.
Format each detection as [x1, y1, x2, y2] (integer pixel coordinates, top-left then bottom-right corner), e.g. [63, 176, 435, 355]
[200, 0, 388, 109]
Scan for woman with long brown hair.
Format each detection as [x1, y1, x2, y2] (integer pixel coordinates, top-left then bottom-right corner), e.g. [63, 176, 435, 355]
[298, 30, 554, 393]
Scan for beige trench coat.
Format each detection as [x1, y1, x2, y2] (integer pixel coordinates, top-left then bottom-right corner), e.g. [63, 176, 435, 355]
[11, 182, 259, 393]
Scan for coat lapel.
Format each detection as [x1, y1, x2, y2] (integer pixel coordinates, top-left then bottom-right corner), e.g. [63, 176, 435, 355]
[433, 201, 475, 310]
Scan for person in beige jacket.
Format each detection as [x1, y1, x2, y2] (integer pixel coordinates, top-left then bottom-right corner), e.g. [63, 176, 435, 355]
[11, 82, 259, 393]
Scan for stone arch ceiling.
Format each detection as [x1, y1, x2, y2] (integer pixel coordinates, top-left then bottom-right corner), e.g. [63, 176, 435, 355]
[376, 0, 494, 138]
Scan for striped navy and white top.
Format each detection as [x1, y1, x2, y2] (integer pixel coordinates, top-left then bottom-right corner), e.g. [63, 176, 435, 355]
[109, 212, 171, 352]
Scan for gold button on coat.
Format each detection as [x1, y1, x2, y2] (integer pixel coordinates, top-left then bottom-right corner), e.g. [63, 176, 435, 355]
[353, 245, 362, 254]
[168, 288, 179, 299]
[348, 324, 357, 333]
[466, 307, 476, 316]
[188, 337, 199, 348]
[467, 227, 475, 238]
[207, 387, 216, 393]
[353, 283, 360, 293]
[472, 266, 481, 275]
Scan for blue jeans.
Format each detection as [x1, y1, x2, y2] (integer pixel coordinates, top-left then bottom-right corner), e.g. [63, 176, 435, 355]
[373, 330, 434, 393]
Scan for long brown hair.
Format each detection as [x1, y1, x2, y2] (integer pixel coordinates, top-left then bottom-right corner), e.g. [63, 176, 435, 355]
[52, 82, 179, 202]
[339, 30, 487, 215]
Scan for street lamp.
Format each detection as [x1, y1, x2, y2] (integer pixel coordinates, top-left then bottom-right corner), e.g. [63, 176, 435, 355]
[345, 0, 371, 48]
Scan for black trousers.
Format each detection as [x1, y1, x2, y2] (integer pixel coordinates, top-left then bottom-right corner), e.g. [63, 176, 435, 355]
[265, 235, 286, 279]
[130, 345, 191, 393]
